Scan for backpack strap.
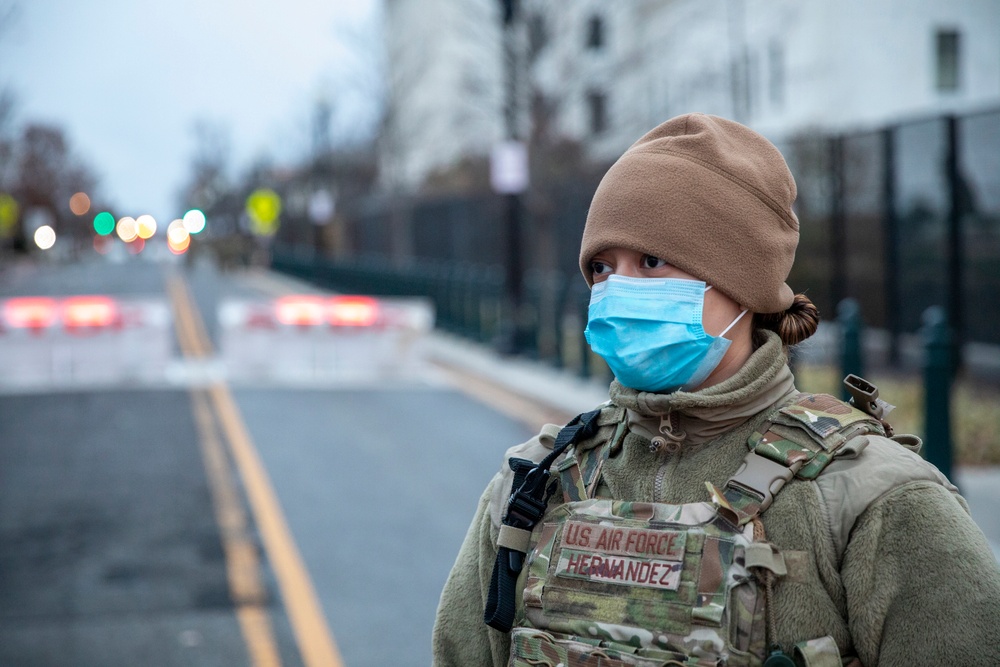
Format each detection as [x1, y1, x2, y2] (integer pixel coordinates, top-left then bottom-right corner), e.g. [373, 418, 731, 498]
[557, 410, 628, 502]
[716, 382, 896, 664]
[710, 391, 883, 526]
[484, 409, 603, 633]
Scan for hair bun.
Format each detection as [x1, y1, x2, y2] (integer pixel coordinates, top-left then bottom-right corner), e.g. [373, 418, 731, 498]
[755, 293, 819, 346]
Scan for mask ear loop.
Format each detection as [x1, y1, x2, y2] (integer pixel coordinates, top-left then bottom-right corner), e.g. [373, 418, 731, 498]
[704, 286, 750, 339]
[719, 308, 749, 338]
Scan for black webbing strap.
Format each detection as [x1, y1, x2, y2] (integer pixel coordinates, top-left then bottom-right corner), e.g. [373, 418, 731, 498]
[483, 409, 603, 632]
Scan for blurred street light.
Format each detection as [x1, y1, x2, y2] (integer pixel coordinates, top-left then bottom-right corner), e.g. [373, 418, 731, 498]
[93, 211, 115, 236]
[69, 192, 91, 216]
[183, 209, 207, 234]
[136, 214, 157, 240]
[116, 216, 138, 243]
[167, 218, 191, 254]
[34, 225, 56, 250]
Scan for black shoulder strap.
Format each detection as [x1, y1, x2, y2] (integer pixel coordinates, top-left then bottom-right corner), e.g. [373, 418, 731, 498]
[483, 409, 602, 632]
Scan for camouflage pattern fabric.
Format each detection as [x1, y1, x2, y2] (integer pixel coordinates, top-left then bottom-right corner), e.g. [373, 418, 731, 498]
[708, 482, 761, 528]
[750, 393, 882, 480]
[507, 393, 875, 666]
[559, 419, 629, 503]
[714, 393, 883, 526]
[514, 499, 767, 667]
[511, 627, 725, 666]
[793, 635, 842, 667]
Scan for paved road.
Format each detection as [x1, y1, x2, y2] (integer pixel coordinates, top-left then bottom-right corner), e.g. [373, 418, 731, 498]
[235, 387, 531, 667]
[0, 389, 301, 666]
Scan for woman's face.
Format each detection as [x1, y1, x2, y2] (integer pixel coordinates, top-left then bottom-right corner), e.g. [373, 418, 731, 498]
[589, 247, 749, 339]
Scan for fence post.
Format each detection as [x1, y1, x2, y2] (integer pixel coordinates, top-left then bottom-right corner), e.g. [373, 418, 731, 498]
[881, 125, 902, 367]
[483, 267, 505, 345]
[838, 298, 864, 399]
[921, 305, 953, 480]
[830, 135, 847, 309]
[944, 115, 965, 373]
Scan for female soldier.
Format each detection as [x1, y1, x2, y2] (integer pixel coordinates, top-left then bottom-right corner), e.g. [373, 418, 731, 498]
[432, 113, 1000, 667]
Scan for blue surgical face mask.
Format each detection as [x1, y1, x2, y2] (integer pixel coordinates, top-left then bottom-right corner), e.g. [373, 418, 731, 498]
[584, 275, 748, 393]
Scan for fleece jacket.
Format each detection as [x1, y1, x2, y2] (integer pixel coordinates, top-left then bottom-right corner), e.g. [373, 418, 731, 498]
[432, 333, 1000, 666]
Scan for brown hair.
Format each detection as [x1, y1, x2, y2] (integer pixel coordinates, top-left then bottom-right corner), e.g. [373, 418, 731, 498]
[752, 293, 819, 346]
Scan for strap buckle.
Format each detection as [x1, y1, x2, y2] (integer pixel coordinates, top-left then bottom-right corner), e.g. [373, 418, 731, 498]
[484, 409, 603, 632]
[728, 451, 797, 514]
[505, 468, 550, 529]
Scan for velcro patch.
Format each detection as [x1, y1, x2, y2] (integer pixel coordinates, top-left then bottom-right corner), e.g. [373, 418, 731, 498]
[779, 393, 868, 440]
[561, 520, 686, 560]
[556, 549, 683, 591]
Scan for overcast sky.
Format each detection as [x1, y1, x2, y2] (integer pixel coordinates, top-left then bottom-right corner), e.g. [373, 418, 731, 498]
[0, 0, 380, 223]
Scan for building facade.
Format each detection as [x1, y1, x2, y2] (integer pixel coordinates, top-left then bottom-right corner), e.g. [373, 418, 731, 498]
[378, 0, 505, 192]
[380, 0, 1000, 189]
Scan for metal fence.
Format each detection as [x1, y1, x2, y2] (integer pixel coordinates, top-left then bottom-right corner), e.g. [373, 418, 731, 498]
[276, 108, 1000, 366]
[779, 108, 1000, 356]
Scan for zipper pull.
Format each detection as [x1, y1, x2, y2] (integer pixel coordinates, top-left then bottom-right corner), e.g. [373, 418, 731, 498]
[650, 411, 685, 453]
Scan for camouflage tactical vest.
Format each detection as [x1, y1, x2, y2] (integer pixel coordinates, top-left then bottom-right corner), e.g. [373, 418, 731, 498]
[503, 391, 885, 667]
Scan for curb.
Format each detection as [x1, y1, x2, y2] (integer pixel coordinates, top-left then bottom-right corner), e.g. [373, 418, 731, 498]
[420, 331, 611, 422]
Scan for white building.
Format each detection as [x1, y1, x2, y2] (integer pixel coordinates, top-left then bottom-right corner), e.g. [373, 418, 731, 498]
[380, 0, 1000, 189]
[378, 0, 505, 192]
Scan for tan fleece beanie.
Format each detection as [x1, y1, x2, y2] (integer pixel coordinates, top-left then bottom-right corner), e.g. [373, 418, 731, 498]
[579, 113, 799, 314]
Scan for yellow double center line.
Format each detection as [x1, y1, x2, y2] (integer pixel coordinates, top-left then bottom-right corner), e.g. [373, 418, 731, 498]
[167, 273, 343, 667]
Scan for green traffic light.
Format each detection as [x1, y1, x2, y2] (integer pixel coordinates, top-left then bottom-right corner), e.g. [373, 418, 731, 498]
[93, 211, 115, 236]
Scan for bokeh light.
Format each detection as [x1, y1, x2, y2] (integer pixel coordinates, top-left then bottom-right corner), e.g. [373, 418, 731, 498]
[93, 235, 111, 255]
[246, 189, 281, 236]
[275, 295, 326, 326]
[0, 193, 19, 238]
[127, 237, 145, 255]
[168, 233, 191, 255]
[3, 297, 58, 328]
[328, 296, 379, 327]
[168, 219, 191, 254]
[69, 192, 91, 216]
[34, 225, 56, 250]
[136, 214, 157, 240]
[182, 209, 206, 234]
[93, 211, 115, 236]
[116, 216, 138, 242]
[167, 219, 188, 242]
[62, 296, 119, 328]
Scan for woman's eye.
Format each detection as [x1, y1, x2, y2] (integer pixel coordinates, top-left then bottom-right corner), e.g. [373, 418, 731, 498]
[642, 255, 668, 269]
[591, 261, 612, 275]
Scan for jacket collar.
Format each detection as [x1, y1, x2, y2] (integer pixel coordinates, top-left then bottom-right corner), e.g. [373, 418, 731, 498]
[609, 330, 797, 446]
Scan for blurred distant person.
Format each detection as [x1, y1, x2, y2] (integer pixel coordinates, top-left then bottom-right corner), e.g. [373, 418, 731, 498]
[432, 114, 1000, 667]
